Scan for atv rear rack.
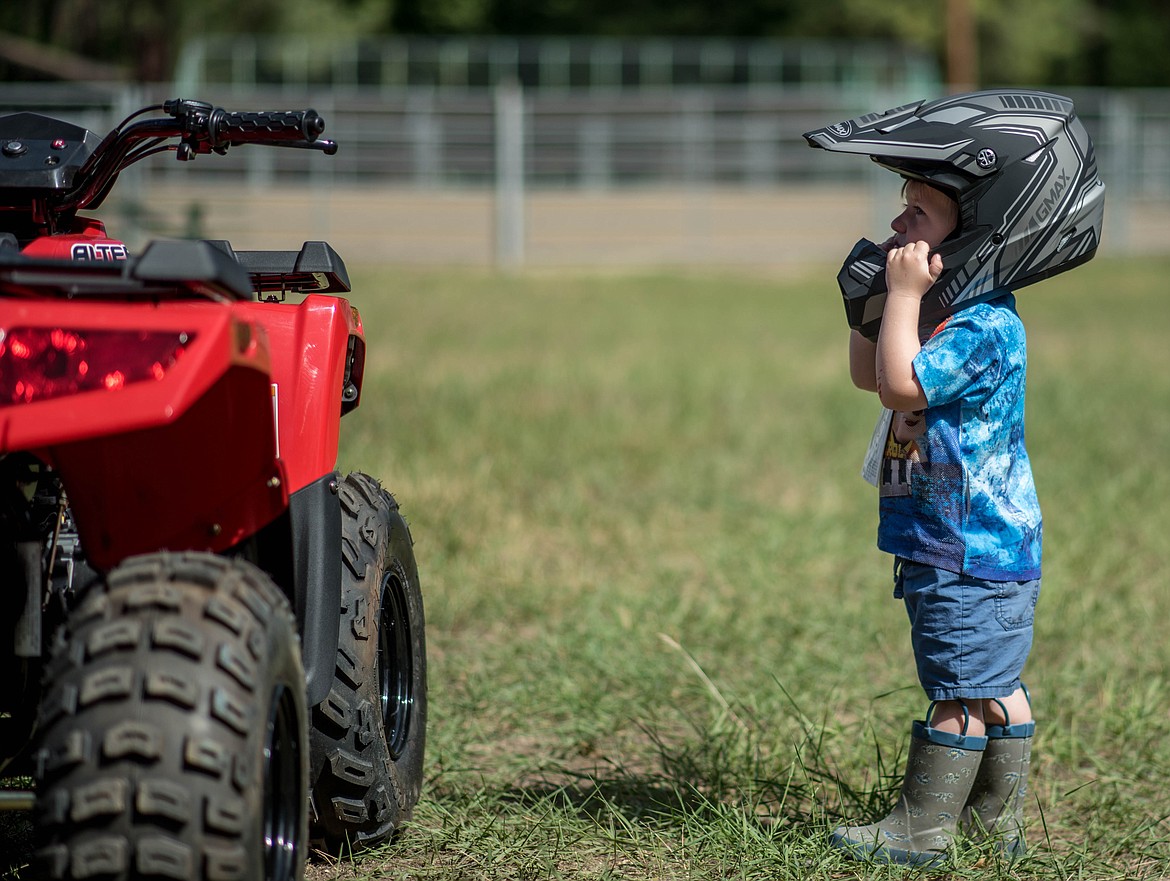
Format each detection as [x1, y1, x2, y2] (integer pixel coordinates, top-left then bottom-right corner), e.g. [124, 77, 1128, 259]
[207, 240, 351, 299]
[0, 239, 350, 301]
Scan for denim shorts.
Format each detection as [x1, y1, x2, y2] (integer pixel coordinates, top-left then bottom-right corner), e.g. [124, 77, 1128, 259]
[894, 558, 1040, 702]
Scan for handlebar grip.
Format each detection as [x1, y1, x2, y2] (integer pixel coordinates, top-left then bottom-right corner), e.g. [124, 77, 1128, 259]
[210, 109, 326, 146]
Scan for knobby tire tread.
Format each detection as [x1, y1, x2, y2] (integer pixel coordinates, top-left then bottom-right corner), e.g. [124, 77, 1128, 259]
[33, 552, 308, 881]
[309, 472, 426, 853]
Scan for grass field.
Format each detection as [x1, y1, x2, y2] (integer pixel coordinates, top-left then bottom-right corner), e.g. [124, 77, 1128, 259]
[2, 257, 1166, 880]
[306, 256, 1170, 879]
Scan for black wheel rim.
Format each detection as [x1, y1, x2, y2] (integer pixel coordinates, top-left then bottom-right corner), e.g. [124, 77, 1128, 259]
[263, 684, 303, 880]
[378, 569, 414, 759]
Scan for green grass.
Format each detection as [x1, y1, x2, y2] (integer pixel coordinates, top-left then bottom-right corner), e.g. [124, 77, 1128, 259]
[3, 258, 1164, 880]
[314, 256, 1170, 879]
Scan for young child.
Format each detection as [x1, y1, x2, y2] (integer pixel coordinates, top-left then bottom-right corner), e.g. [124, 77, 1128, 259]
[803, 91, 1106, 866]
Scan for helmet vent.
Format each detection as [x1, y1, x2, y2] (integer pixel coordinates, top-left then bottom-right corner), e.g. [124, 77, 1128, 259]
[1000, 93, 1073, 113]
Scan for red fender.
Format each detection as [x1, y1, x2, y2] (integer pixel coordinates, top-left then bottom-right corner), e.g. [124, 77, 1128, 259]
[243, 294, 365, 494]
[0, 298, 284, 570]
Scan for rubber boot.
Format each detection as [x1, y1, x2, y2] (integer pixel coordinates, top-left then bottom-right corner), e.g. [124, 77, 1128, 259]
[831, 720, 987, 866]
[960, 719, 1034, 855]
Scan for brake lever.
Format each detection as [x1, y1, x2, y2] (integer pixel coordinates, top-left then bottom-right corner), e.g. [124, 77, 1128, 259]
[248, 139, 339, 155]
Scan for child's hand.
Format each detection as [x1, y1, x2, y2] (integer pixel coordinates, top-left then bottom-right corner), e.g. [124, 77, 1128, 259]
[886, 241, 943, 300]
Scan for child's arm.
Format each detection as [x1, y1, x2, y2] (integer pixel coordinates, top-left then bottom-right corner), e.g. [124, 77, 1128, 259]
[876, 241, 938, 411]
[849, 330, 878, 392]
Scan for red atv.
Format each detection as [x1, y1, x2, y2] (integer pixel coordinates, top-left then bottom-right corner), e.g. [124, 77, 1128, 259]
[0, 99, 426, 879]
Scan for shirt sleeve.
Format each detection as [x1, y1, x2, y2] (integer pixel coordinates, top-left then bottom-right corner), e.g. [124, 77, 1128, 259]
[913, 304, 1014, 408]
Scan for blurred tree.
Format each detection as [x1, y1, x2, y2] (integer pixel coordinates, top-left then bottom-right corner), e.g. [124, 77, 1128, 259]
[391, 0, 487, 33]
[977, 0, 1098, 87]
[1088, 0, 1170, 86]
[2, 0, 1169, 87]
[765, 0, 1106, 88]
[0, 0, 279, 81]
[389, 0, 803, 37]
[946, 0, 977, 91]
[0, 0, 386, 82]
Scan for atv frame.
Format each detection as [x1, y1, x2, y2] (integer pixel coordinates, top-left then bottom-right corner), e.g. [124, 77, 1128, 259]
[0, 99, 426, 880]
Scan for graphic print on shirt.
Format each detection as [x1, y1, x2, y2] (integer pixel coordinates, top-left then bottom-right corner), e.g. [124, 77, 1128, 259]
[880, 410, 927, 498]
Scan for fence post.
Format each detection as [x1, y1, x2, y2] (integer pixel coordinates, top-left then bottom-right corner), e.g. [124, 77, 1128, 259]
[1102, 90, 1134, 254]
[494, 79, 526, 267]
[580, 116, 613, 189]
[407, 88, 441, 187]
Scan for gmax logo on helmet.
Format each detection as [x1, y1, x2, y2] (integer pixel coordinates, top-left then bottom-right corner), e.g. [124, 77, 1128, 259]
[829, 121, 852, 138]
[1035, 170, 1071, 222]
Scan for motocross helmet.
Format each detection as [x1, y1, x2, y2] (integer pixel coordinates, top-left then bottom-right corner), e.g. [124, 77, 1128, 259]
[804, 89, 1106, 340]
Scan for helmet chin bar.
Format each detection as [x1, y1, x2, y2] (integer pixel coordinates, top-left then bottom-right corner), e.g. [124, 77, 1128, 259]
[837, 239, 890, 342]
[837, 226, 1003, 342]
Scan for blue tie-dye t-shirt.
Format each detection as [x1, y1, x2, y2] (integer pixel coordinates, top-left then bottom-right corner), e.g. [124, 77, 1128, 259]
[878, 293, 1042, 581]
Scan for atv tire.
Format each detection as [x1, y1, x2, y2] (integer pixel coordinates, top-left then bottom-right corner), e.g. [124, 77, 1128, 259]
[309, 472, 426, 852]
[33, 552, 308, 881]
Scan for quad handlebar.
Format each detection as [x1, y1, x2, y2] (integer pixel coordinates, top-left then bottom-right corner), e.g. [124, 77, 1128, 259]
[159, 99, 335, 157]
[46, 99, 336, 225]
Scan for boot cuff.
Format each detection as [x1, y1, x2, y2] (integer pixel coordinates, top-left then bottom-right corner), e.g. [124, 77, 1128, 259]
[912, 719, 988, 751]
[985, 720, 1036, 739]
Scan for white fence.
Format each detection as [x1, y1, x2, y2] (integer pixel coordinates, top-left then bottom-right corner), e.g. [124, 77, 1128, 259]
[1, 82, 1167, 266]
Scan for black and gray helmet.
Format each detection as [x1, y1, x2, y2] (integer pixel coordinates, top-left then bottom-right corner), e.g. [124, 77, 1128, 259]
[804, 89, 1106, 339]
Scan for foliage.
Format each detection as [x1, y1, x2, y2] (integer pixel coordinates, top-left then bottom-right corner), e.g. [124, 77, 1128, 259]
[1091, 0, 1170, 87]
[0, 0, 381, 81]
[3, 0, 1170, 87]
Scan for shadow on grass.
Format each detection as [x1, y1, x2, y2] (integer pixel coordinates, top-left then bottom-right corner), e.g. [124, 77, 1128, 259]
[491, 716, 904, 843]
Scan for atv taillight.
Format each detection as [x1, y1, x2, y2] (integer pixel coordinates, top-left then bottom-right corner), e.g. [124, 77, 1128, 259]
[0, 327, 194, 407]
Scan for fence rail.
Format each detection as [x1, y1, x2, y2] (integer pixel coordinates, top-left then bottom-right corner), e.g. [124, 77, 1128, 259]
[1, 82, 1166, 265]
[174, 35, 940, 93]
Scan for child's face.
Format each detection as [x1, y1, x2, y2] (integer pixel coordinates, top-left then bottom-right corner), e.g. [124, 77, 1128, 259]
[887, 181, 958, 250]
